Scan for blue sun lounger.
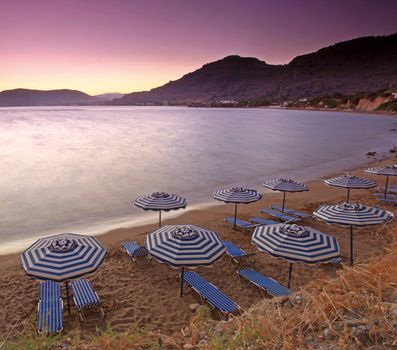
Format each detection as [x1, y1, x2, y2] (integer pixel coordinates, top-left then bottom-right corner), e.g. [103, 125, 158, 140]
[238, 268, 292, 297]
[224, 217, 255, 231]
[249, 217, 278, 225]
[122, 241, 149, 264]
[71, 279, 105, 322]
[379, 185, 397, 193]
[183, 271, 240, 314]
[374, 193, 397, 198]
[223, 241, 255, 266]
[260, 208, 298, 223]
[270, 205, 311, 219]
[38, 281, 63, 334]
[377, 197, 397, 205]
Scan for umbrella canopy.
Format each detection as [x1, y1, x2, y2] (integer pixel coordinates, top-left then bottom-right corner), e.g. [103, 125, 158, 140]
[135, 192, 187, 227]
[365, 164, 397, 198]
[147, 225, 226, 296]
[324, 174, 376, 202]
[21, 232, 106, 312]
[313, 202, 393, 227]
[313, 203, 393, 265]
[214, 187, 262, 229]
[252, 223, 340, 287]
[263, 178, 308, 212]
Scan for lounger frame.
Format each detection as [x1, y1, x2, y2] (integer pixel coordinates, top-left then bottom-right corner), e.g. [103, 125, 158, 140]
[71, 279, 105, 322]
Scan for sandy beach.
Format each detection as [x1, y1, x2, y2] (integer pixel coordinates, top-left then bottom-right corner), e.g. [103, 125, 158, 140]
[0, 155, 396, 340]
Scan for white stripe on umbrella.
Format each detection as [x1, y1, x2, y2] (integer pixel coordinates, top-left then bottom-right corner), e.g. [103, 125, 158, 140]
[135, 192, 187, 227]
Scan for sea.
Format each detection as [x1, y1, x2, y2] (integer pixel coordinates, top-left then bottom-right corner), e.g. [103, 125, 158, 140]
[0, 106, 395, 253]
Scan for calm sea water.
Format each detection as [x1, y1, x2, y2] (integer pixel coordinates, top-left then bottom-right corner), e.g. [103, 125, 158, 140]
[0, 106, 396, 253]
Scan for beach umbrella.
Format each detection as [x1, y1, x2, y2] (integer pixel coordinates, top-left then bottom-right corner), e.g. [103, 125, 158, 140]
[365, 164, 397, 198]
[21, 233, 106, 313]
[214, 187, 262, 229]
[263, 179, 308, 212]
[252, 223, 340, 288]
[146, 225, 226, 297]
[135, 192, 187, 228]
[324, 174, 376, 202]
[313, 203, 393, 265]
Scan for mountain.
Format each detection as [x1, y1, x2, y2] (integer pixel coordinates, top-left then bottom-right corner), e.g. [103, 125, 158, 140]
[117, 33, 397, 105]
[0, 89, 99, 106]
[95, 92, 124, 101]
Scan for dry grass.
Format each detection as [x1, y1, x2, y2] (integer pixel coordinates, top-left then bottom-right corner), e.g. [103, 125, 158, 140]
[195, 225, 397, 349]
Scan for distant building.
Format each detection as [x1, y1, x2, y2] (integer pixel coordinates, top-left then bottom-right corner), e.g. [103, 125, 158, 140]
[392, 92, 397, 99]
[219, 100, 238, 105]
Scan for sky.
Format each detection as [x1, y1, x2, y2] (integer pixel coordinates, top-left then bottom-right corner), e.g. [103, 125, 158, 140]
[1, 0, 397, 95]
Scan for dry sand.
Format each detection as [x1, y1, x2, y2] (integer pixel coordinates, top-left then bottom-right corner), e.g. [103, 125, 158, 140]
[0, 155, 396, 340]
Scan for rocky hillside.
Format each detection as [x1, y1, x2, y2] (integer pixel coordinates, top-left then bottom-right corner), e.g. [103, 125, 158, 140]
[117, 33, 397, 105]
[0, 88, 99, 106]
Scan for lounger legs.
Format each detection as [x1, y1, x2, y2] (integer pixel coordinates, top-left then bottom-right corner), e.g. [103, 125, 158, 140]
[77, 304, 105, 322]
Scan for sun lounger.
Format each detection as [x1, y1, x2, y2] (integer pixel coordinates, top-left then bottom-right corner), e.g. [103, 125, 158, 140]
[38, 281, 63, 334]
[40, 280, 61, 300]
[38, 297, 63, 334]
[249, 217, 278, 225]
[71, 279, 105, 322]
[223, 241, 255, 266]
[183, 271, 240, 314]
[238, 268, 291, 297]
[377, 197, 397, 205]
[379, 185, 397, 193]
[122, 241, 149, 264]
[270, 205, 311, 219]
[374, 192, 397, 198]
[260, 208, 298, 223]
[224, 217, 255, 231]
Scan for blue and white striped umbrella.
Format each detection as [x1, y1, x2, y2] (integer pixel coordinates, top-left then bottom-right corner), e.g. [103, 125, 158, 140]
[313, 203, 393, 265]
[263, 178, 308, 212]
[147, 225, 226, 296]
[21, 232, 106, 313]
[324, 174, 376, 202]
[365, 164, 397, 198]
[214, 187, 262, 229]
[252, 223, 340, 287]
[135, 192, 187, 227]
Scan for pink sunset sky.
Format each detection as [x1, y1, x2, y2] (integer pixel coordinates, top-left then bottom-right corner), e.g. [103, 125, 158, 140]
[1, 0, 397, 95]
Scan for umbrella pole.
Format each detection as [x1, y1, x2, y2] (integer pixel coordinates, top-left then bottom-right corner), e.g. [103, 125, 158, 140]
[180, 267, 185, 297]
[233, 204, 238, 230]
[346, 189, 350, 203]
[384, 176, 389, 199]
[65, 281, 71, 314]
[350, 226, 354, 266]
[287, 262, 293, 288]
[282, 192, 286, 212]
[159, 211, 162, 228]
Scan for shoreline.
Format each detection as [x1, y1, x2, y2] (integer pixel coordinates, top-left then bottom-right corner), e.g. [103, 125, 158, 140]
[1, 105, 396, 118]
[97, 152, 396, 244]
[0, 147, 395, 257]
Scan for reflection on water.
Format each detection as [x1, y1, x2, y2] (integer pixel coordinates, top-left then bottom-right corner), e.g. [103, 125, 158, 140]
[0, 106, 395, 252]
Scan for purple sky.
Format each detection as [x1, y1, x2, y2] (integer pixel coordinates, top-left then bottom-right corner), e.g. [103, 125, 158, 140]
[1, 0, 397, 94]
